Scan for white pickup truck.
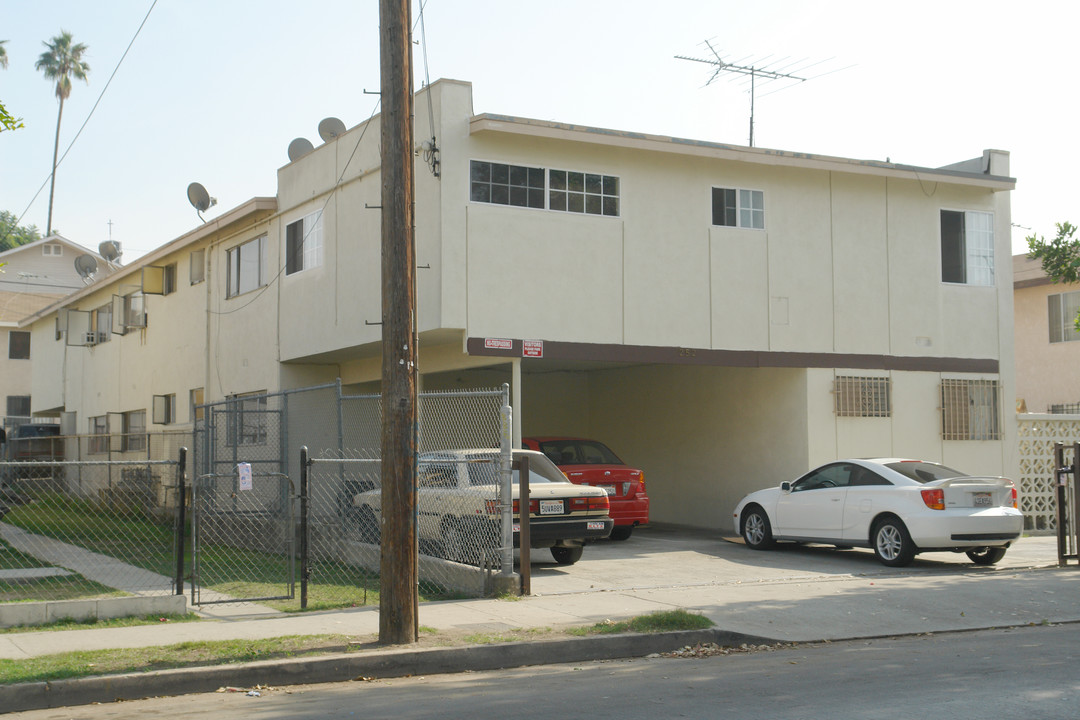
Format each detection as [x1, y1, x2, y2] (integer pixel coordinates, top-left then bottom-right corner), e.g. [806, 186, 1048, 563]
[352, 449, 614, 566]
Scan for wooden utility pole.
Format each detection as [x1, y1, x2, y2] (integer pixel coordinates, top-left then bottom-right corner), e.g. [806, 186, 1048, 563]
[378, 0, 418, 645]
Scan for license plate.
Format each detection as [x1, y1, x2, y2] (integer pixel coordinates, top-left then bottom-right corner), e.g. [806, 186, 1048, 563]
[539, 499, 564, 515]
[600, 484, 616, 496]
[973, 492, 992, 507]
[587, 521, 605, 530]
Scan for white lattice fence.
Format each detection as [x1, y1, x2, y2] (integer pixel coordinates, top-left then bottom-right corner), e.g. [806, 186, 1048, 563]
[1017, 414, 1080, 533]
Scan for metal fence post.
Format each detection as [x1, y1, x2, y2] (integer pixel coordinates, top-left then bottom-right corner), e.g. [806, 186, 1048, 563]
[300, 446, 309, 609]
[519, 455, 531, 596]
[175, 447, 188, 595]
[493, 384, 520, 594]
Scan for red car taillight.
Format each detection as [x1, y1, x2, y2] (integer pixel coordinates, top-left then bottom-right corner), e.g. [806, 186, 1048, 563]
[921, 488, 945, 510]
[1010, 486, 1018, 509]
[570, 495, 610, 511]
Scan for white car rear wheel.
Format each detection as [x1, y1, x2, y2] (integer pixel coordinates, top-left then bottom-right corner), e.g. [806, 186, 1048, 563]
[742, 506, 774, 550]
[872, 517, 915, 567]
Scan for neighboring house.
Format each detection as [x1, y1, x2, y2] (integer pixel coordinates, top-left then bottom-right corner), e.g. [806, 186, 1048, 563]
[1, 235, 116, 430]
[21, 79, 1017, 528]
[1013, 253, 1080, 413]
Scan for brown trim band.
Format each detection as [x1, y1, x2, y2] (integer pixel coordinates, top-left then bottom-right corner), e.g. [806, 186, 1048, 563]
[466, 337, 999, 374]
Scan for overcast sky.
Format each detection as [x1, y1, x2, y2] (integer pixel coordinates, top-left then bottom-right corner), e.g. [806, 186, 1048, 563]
[1, 0, 1074, 263]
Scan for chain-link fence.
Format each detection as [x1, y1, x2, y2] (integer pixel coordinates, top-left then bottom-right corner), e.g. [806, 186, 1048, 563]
[0, 433, 189, 605]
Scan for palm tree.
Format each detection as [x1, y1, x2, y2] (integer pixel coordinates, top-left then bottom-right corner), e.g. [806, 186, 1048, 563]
[0, 40, 9, 69]
[35, 31, 89, 236]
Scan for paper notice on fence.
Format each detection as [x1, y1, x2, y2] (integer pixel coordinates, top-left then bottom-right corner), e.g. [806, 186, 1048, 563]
[238, 462, 253, 491]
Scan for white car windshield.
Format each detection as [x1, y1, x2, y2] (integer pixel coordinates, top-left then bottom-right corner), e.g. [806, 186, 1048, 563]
[885, 461, 967, 484]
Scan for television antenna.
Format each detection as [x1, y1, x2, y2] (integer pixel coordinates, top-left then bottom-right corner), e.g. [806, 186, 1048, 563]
[676, 40, 835, 147]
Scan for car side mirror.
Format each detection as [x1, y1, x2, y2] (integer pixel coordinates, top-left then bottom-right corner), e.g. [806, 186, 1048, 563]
[781, 481, 792, 493]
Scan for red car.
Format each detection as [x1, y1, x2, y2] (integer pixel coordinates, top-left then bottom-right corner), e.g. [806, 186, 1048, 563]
[522, 437, 649, 540]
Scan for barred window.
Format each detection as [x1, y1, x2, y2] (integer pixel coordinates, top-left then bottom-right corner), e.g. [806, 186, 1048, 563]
[6, 395, 31, 418]
[227, 392, 268, 446]
[834, 376, 891, 417]
[942, 379, 1000, 440]
[88, 415, 108, 454]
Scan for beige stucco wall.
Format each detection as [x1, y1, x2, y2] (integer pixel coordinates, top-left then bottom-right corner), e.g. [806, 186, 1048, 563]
[1014, 280, 1080, 412]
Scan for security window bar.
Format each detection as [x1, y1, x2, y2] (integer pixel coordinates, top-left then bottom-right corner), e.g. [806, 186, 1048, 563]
[941, 210, 994, 286]
[470, 160, 545, 208]
[941, 379, 1000, 441]
[7, 395, 31, 418]
[226, 392, 268, 446]
[712, 188, 765, 229]
[549, 170, 620, 216]
[286, 210, 324, 275]
[834, 376, 891, 417]
[1048, 290, 1080, 343]
[8, 330, 30, 359]
[226, 235, 268, 298]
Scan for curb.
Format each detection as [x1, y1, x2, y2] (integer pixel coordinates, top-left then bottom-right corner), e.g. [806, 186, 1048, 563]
[0, 628, 775, 713]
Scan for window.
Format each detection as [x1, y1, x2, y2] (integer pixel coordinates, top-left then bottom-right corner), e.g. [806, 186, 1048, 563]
[163, 263, 177, 295]
[834, 376, 891, 417]
[549, 170, 619, 216]
[190, 388, 204, 424]
[123, 292, 146, 328]
[88, 415, 108, 454]
[712, 188, 764, 229]
[469, 160, 621, 215]
[93, 304, 112, 344]
[227, 392, 267, 446]
[470, 161, 544, 208]
[941, 210, 994, 285]
[286, 211, 324, 275]
[122, 410, 147, 452]
[153, 394, 176, 425]
[42, 243, 62, 256]
[941, 379, 1000, 440]
[1048, 291, 1080, 344]
[226, 235, 268, 298]
[8, 331, 30, 359]
[190, 249, 206, 285]
[6, 395, 31, 418]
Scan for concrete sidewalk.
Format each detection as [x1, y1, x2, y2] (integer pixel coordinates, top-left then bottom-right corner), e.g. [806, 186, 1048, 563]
[2, 534, 1078, 712]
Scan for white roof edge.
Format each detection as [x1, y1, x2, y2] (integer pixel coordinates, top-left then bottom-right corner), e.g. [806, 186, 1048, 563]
[469, 114, 1015, 191]
[18, 197, 277, 327]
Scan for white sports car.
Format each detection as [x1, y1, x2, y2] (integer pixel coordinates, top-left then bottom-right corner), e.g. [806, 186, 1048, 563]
[732, 459, 1024, 567]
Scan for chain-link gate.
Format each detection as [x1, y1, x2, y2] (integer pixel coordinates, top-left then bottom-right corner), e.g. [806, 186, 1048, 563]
[1053, 442, 1080, 566]
[189, 382, 507, 607]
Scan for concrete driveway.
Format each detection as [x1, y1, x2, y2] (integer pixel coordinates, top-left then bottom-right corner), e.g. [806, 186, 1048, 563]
[526, 523, 1062, 596]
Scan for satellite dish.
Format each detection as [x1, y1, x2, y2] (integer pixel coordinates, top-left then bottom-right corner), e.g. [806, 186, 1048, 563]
[318, 117, 346, 142]
[186, 182, 218, 223]
[74, 254, 98, 283]
[98, 241, 121, 263]
[288, 137, 315, 162]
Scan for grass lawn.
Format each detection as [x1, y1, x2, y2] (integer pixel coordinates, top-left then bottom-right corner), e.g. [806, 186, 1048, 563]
[0, 537, 124, 603]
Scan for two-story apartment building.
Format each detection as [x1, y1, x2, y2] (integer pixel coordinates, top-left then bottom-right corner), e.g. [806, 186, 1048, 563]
[1014, 253, 1080, 413]
[1, 235, 115, 430]
[22, 79, 1016, 529]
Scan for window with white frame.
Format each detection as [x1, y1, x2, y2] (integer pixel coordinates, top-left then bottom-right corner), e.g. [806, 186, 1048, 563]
[123, 409, 147, 452]
[226, 235, 268, 298]
[93, 304, 112, 344]
[549, 170, 619, 216]
[88, 415, 108, 454]
[42, 243, 62, 256]
[1048, 290, 1080, 344]
[469, 160, 621, 216]
[8, 331, 30, 359]
[941, 379, 1000, 440]
[123, 292, 146, 329]
[834, 376, 891, 417]
[7, 395, 31, 419]
[712, 188, 764, 229]
[941, 210, 994, 286]
[286, 211, 324, 275]
[162, 263, 177, 295]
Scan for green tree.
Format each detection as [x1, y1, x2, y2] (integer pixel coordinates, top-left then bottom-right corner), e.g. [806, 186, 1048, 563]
[1028, 221, 1080, 330]
[0, 211, 43, 252]
[0, 41, 20, 133]
[35, 30, 89, 236]
[0, 39, 9, 69]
